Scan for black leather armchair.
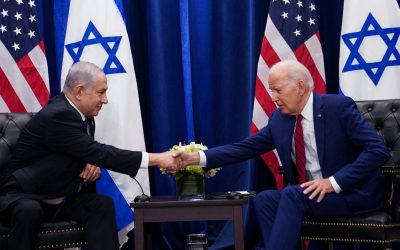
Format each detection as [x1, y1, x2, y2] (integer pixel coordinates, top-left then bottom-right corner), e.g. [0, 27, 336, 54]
[299, 99, 400, 249]
[0, 113, 86, 249]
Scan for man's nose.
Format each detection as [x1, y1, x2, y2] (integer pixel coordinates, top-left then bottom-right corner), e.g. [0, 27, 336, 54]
[102, 94, 108, 104]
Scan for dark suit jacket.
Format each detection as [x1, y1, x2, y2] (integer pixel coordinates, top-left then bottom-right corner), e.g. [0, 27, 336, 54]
[3, 93, 142, 201]
[205, 93, 390, 214]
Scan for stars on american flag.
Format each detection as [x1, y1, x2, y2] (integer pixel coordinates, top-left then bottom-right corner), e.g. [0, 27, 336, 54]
[11, 41, 19, 50]
[296, 1, 303, 8]
[28, 14, 35, 22]
[270, 0, 318, 46]
[14, 11, 21, 20]
[1, 9, 8, 17]
[28, 0, 34, 7]
[0, 24, 6, 33]
[27, 29, 34, 38]
[0, 0, 40, 60]
[13, 26, 21, 35]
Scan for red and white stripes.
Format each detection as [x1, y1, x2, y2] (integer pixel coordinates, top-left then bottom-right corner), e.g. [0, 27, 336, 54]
[0, 40, 49, 112]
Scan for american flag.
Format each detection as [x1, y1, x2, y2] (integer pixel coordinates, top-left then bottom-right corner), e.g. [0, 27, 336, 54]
[251, 0, 326, 189]
[0, 0, 49, 112]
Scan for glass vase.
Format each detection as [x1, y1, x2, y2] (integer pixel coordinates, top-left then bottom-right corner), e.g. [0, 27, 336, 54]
[176, 174, 205, 200]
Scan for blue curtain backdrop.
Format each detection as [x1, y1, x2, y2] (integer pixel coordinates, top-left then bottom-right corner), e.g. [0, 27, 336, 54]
[34, 0, 397, 249]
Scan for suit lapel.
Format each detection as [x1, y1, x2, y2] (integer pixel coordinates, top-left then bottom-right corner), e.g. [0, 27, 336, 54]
[313, 93, 325, 167]
[280, 115, 297, 182]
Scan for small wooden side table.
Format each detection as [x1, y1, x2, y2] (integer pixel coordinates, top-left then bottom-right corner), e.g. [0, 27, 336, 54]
[130, 196, 248, 250]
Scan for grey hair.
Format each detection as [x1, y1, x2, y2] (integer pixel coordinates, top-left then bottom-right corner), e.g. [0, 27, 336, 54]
[63, 61, 103, 93]
[269, 60, 314, 89]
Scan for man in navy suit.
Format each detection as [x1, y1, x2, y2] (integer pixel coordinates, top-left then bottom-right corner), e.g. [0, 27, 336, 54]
[181, 60, 390, 250]
[0, 61, 182, 250]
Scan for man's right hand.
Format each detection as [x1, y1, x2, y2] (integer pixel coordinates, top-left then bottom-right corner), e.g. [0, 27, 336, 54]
[149, 151, 183, 172]
[179, 152, 200, 167]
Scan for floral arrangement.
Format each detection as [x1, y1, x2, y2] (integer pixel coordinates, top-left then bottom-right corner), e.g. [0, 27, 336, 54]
[161, 142, 221, 180]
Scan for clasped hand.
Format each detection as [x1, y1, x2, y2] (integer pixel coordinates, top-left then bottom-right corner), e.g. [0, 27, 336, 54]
[155, 151, 200, 172]
[154, 151, 183, 172]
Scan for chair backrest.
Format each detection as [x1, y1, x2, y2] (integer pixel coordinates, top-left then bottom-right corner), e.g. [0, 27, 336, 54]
[0, 113, 35, 178]
[355, 100, 400, 219]
[356, 100, 400, 167]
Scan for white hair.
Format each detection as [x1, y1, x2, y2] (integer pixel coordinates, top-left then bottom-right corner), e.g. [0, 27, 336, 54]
[63, 61, 103, 93]
[269, 60, 314, 89]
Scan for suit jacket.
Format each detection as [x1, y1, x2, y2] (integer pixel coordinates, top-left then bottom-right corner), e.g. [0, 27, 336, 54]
[3, 93, 142, 200]
[205, 93, 390, 214]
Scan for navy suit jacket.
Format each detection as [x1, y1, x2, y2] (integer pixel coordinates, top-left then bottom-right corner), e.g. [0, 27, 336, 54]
[205, 93, 390, 214]
[3, 94, 142, 201]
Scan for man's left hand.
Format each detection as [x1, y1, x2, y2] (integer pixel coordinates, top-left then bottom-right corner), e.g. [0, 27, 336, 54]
[80, 164, 101, 182]
[300, 178, 334, 203]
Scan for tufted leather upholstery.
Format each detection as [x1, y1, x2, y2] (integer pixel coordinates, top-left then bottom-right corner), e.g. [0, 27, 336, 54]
[0, 113, 86, 249]
[300, 100, 400, 248]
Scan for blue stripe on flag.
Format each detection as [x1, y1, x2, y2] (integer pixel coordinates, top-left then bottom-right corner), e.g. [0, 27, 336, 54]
[114, 0, 126, 24]
[179, 0, 195, 142]
[97, 169, 134, 230]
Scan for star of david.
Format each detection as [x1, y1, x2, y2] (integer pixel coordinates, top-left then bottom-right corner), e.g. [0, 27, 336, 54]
[342, 13, 400, 86]
[65, 21, 126, 75]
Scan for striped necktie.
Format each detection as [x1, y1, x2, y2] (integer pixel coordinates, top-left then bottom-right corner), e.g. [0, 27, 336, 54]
[294, 114, 307, 184]
[83, 118, 95, 138]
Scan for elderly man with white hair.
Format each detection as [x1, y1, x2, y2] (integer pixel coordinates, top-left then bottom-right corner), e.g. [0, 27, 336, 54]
[180, 60, 390, 250]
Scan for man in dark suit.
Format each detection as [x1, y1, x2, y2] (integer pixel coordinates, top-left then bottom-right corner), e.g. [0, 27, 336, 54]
[180, 60, 390, 250]
[0, 61, 181, 250]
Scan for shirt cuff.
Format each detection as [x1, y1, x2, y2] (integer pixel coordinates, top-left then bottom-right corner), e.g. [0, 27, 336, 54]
[329, 176, 342, 193]
[140, 152, 149, 168]
[198, 151, 207, 166]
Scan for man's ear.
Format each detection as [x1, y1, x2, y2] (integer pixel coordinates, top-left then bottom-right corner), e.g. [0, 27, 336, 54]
[75, 84, 85, 101]
[297, 80, 306, 96]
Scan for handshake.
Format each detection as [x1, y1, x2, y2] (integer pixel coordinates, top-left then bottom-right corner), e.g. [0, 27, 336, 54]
[148, 151, 200, 171]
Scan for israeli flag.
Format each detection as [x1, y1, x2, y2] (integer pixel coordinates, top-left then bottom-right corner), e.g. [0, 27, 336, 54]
[54, 0, 149, 245]
[339, 0, 400, 100]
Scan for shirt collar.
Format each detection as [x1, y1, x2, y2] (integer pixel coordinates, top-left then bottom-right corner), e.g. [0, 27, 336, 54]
[64, 94, 86, 121]
[300, 92, 313, 122]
